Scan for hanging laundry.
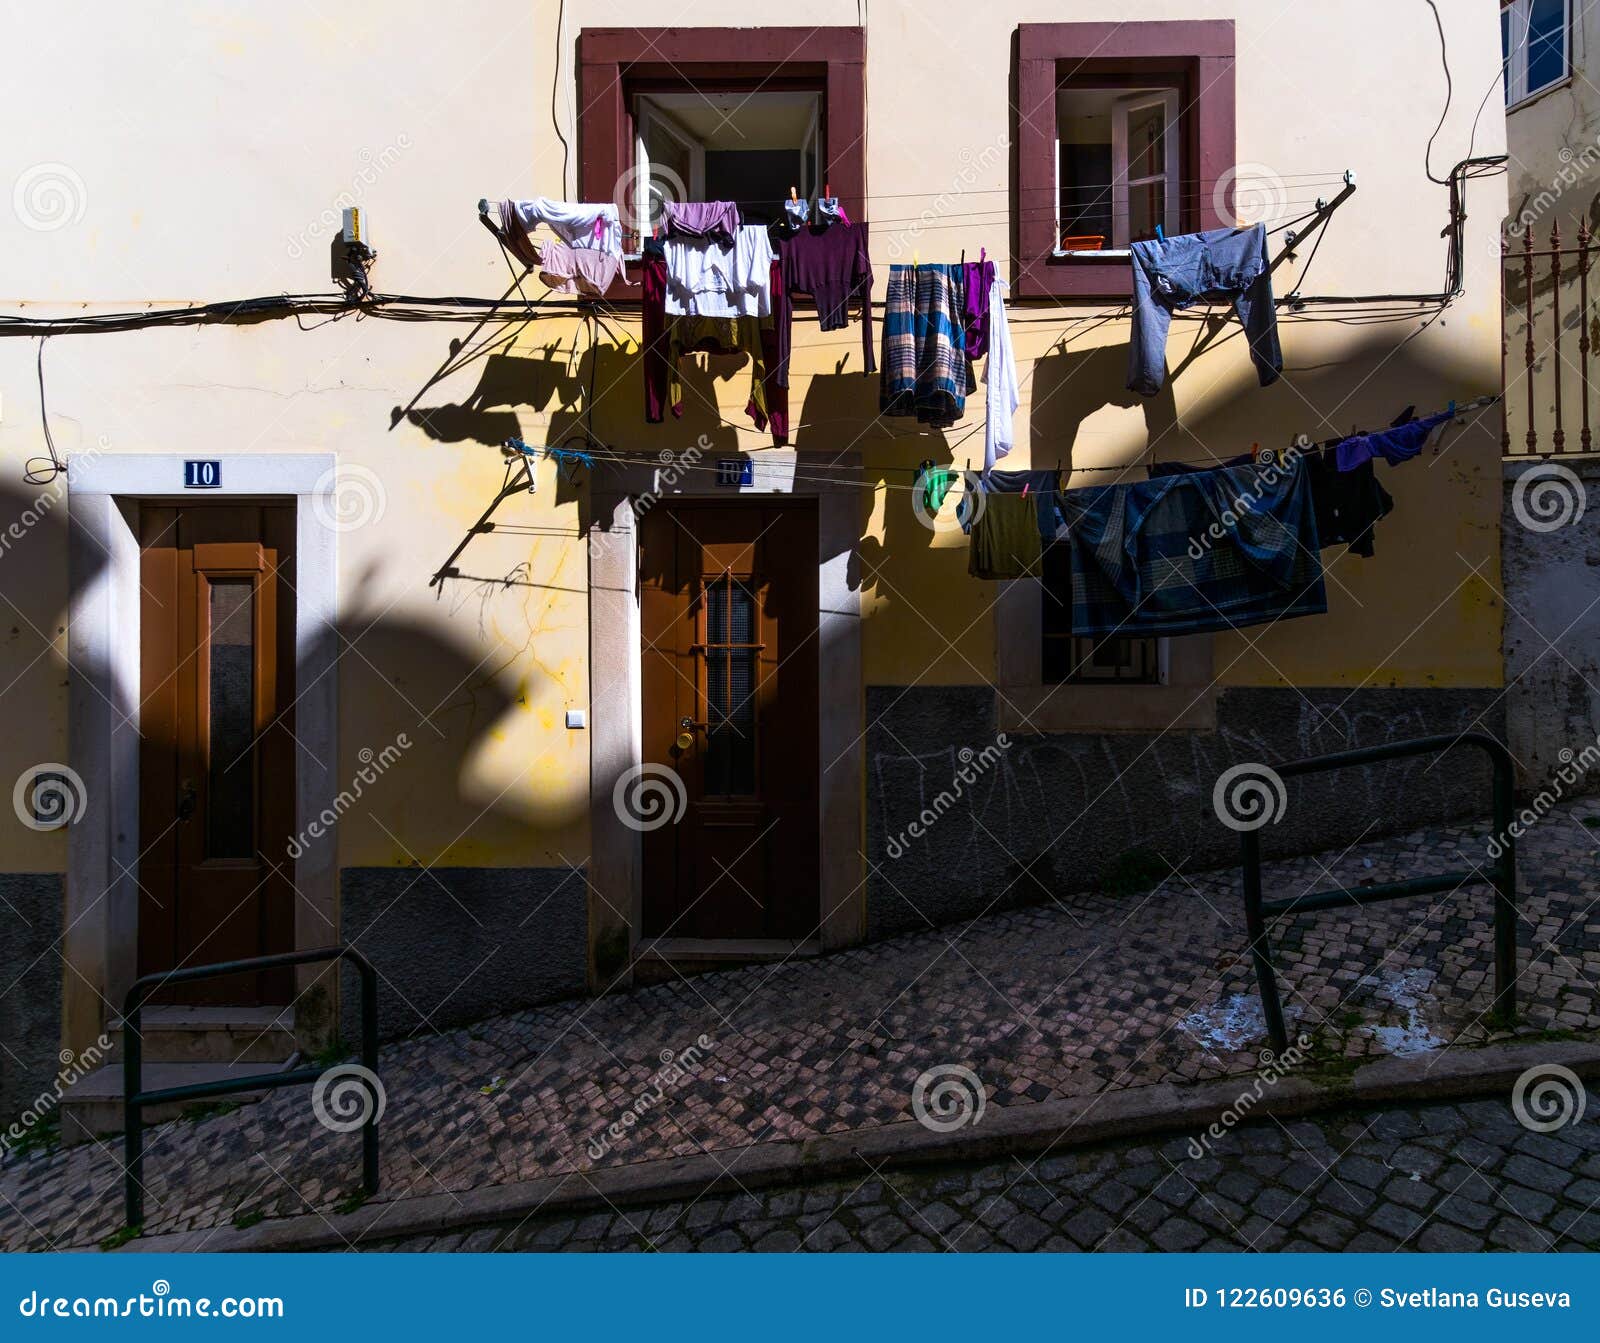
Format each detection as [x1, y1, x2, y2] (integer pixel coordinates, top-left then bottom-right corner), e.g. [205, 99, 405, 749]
[500, 198, 624, 258]
[1305, 452, 1393, 557]
[664, 225, 777, 317]
[535, 240, 622, 298]
[919, 465, 955, 514]
[1127, 223, 1282, 396]
[1151, 449, 1394, 558]
[960, 255, 996, 359]
[968, 492, 1043, 580]
[985, 276, 1019, 473]
[642, 244, 787, 445]
[663, 201, 741, 245]
[880, 263, 973, 426]
[980, 469, 1064, 543]
[773, 221, 875, 387]
[1332, 409, 1456, 471]
[498, 200, 543, 269]
[1061, 457, 1326, 636]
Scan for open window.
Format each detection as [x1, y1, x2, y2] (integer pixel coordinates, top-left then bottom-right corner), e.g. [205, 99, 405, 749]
[1016, 21, 1236, 298]
[633, 89, 820, 237]
[579, 27, 866, 296]
[1057, 87, 1182, 255]
[1502, 0, 1570, 107]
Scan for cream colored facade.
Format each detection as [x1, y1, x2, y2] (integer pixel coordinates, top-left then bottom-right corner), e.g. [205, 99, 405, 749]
[0, 2, 1508, 1070]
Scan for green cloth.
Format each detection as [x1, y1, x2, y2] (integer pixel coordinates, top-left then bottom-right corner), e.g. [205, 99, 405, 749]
[968, 492, 1043, 580]
[921, 466, 954, 515]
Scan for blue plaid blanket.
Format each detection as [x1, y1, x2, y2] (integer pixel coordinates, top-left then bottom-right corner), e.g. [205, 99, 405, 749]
[1060, 457, 1327, 637]
[879, 264, 974, 426]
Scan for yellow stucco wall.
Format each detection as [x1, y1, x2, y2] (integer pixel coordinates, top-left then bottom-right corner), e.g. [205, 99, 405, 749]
[0, 1, 1508, 877]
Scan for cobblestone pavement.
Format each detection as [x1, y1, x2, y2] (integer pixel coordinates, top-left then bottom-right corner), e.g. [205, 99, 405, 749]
[360, 1095, 1600, 1252]
[3, 799, 1600, 1250]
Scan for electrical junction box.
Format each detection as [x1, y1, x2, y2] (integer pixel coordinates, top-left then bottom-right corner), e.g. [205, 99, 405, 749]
[342, 207, 366, 246]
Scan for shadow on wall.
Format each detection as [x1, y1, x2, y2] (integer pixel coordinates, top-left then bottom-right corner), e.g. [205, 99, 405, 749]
[0, 475, 78, 1125]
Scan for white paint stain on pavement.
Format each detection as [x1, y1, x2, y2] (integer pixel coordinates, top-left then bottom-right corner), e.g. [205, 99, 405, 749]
[1358, 966, 1445, 1056]
[1179, 994, 1267, 1057]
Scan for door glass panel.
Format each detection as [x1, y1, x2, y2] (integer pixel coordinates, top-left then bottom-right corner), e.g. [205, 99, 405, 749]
[703, 575, 757, 797]
[1128, 181, 1165, 244]
[1127, 103, 1166, 181]
[207, 578, 255, 858]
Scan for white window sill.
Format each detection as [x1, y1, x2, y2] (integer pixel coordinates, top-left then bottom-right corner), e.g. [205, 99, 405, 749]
[1053, 248, 1131, 259]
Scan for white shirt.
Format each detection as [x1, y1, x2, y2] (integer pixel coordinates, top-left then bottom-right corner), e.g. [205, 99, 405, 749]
[504, 198, 623, 258]
[664, 226, 777, 317]
[986, 277, 1019, 473]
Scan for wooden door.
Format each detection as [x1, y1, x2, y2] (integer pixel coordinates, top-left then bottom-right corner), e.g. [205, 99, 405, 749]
[138, 505, 297, 1004]
[639, 502, 820, 940]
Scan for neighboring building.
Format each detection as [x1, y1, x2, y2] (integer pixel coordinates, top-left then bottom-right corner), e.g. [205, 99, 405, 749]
[1500, 0, 1600, 791]
[0, 4, 1507, 1127]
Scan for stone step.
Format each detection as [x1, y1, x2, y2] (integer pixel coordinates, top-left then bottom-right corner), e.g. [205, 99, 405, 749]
[59, 1057, 301, 1147]
[108, 1005, 297, 1065]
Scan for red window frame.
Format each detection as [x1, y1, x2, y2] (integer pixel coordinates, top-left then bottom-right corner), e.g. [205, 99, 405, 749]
[1015, 21, 1237, 299]
[577, 26, 867, 303]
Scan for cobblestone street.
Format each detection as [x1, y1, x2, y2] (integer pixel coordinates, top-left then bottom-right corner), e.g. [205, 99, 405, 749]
[3, 799, 1600, 1250]
[359, 1094, 1600, 1252]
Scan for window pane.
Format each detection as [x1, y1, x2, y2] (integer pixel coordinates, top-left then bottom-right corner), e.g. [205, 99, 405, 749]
[703, 579, 757, 796]
[1128, 180, 1165, 244]
[1502, 7, 1513, 102]
[1526, 0, 1567, 93]
[1058, 100, 1114, 247]
[207, 579, 255, 859]
[1127, 103, 1166, 181]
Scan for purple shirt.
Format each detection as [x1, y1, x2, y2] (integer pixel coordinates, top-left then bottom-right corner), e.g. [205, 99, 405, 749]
[664, 201, 741, 244]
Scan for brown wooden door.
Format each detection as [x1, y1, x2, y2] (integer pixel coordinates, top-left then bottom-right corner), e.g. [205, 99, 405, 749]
[138, 505, 296, 1004]
[639, 502, 819, 940]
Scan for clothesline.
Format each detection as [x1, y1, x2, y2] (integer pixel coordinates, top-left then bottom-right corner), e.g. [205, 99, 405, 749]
[495, 396, 1496, 494]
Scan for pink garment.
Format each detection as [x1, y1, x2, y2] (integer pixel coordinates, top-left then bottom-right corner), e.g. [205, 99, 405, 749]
[664, 201, 741, 243]
[538, 241, 621, 297]
[498, 199, 542, 269]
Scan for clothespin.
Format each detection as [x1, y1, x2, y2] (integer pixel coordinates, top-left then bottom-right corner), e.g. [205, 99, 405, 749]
[1155, 224, 1166, 241]
[824, 181, 830, 199]
[592, 217, 604, 243]
[790, 185, 799, 202]
[980, 247, 986, 265]
[1021, 481, 1030, 497]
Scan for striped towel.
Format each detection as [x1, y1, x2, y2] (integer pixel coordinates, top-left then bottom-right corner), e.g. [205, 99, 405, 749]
[879, 264, 975, 426]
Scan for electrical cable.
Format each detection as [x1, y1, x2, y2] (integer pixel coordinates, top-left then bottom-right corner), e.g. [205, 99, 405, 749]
[25, 337, 65, 486]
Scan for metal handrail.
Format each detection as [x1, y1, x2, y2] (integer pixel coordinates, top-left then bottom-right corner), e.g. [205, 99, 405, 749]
[121, 945, 379, 1229]
[1235, 732, 1516, 1054]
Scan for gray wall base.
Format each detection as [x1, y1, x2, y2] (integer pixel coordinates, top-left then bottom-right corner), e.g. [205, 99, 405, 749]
[0, 874, 64, 1126]
[339, 867, 588, 1043]
[866, 686, 1504, 940]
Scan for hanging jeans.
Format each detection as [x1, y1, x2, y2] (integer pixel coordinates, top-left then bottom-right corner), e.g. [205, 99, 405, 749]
[1126, 223, 1282, 396]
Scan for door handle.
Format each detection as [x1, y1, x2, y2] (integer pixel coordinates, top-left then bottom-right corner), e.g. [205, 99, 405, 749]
[676, 716, 708, 752]
[177, 779, 197, 822]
